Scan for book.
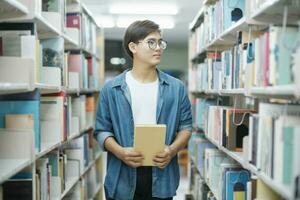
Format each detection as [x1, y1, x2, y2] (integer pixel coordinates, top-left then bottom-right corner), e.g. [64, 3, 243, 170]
[5, 114, 34, 130]
[225, 170, 250, 200]
[133, 124, 166, 166]
[0, 90, 41, 152]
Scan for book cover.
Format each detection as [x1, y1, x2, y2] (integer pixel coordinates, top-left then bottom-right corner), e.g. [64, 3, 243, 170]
[225, 170, 250, 200]
[0, 90, 40, 152]
[134, 124, 166, 166]
[5, 114, 34, 130]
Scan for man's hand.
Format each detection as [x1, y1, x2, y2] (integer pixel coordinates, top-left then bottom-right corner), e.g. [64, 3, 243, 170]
[118, 148, 144, 168]
[153, 146, 174, 169]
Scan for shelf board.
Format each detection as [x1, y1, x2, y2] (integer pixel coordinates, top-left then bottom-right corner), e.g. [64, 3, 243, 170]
[250, 0, 300, 25]
[249, 164, 293, 200]
[36, 142, 61, 159]
[61, 176, 78, 199]
[0, 83, 31, 95]
[206, 17, 248, 51]
[35, 83, 62, 94]
[0, 158, 32, 184]
[219, 89, 245, 96]
[66, 88, 99, 95]
[63, 33, 79, 48]
[34, 14, 61, 37]
[0, 0, 28, 19]
[61, 161, 97, 199]
[205, 89, 219, 95]
[249, 85, 296, 98]
[190, 90, 217, 98]
[189, 7, 205, 31]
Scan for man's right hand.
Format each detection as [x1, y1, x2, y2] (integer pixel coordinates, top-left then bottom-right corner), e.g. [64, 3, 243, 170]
[118, 148, 144, 168]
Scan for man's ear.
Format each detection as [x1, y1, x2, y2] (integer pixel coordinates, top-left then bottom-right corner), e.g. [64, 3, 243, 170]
[128, 42, 137, 55]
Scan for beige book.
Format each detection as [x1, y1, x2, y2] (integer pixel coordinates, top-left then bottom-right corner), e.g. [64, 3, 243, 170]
[5, 114, 34, 130]
[134, 124, 166, 166]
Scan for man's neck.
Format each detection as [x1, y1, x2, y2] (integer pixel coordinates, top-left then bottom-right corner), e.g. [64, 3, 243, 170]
[131, 61, 158, 83]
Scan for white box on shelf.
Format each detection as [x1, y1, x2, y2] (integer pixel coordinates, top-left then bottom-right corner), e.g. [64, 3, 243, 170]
[0, 57, 35, 87]
[71, 116, 80, 138]
[68, 72, 80, 89]
[42, 67, 62, 87]
[40, 120, 61, 150]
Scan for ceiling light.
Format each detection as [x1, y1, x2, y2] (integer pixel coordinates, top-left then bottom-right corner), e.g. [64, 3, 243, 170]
[109, 4, 178, 15]
[116, 17, 175, 29]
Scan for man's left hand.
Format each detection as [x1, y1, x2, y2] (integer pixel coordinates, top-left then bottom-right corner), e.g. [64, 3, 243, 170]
[153, 146, 174, 169]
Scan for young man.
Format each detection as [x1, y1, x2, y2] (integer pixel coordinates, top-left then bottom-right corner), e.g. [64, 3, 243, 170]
[94, 20, 192, 200]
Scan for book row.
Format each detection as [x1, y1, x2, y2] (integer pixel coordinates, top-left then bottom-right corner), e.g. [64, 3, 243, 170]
[189, 133, 289, 200]
[0, 131, 103, 200]
[189, 0, 245, 58]
[189, 25, 300, 92]
[0, 89, 97, 153]
[1, 0, 100, 55]
[192, 99, 300, 198]
[0, 23, 100, 90]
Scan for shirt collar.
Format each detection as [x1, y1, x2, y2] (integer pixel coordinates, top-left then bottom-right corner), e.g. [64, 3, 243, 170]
[111, 68, 170, 88]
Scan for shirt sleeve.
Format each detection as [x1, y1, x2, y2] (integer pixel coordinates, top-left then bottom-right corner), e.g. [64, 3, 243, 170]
[178, 84, 193, 132]
[94, 86, 114, 151]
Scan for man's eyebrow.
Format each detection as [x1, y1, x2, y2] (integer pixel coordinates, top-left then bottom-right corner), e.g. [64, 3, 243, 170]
[146, 37, 163, 41]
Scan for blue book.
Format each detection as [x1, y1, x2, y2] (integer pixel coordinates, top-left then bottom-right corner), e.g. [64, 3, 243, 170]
[10, 172, 33, 180]
[223, 0, 245, 31]
[47, 152, 59, 176]
[225, 170, 250, 200]
[0, 90, 40, 152]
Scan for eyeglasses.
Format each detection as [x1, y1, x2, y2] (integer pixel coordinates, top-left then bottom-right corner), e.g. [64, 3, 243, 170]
[138, 39, 167, 50]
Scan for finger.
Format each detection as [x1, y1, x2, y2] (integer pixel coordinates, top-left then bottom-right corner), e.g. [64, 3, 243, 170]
[125, 151, 143, 157]
[127, 156, 144, 162]
[154, 161, 167, 169]
[153, 157, 166, 163]
[128, 161, 143, 168]
[155, 152, 168, 158]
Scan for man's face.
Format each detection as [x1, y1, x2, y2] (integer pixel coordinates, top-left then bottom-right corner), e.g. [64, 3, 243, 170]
[134, 31, 166, 66]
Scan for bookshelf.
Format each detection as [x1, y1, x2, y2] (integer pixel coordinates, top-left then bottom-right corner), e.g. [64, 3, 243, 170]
[0, 0, 29, 17]
[0, 0, 105, 199]
[188, 0, 300, 199]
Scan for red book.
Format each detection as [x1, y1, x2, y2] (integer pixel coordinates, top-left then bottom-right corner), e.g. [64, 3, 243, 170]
[67, 14, 81, 30]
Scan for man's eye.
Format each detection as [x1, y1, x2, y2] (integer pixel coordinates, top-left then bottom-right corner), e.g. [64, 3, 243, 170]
[148, 40, 156, 45]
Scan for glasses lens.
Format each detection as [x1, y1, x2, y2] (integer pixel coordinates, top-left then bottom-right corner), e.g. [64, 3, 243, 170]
[148, 40, 157, 50]
[159, 40, 167, 50]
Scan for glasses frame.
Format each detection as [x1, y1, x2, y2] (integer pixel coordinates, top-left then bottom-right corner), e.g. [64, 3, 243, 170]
[137, 39, 167, 50]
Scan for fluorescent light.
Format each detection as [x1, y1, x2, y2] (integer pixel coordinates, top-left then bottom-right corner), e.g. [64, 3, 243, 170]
[96, 16, 115, 28]
[109, 3, 178, 15]
[116, 16, 175, 29]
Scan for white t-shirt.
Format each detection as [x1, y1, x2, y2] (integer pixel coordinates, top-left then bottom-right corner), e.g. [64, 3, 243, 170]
[126, 71, 158, 125]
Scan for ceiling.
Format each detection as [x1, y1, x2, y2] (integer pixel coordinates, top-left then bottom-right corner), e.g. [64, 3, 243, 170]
[82, 0, 202, 45]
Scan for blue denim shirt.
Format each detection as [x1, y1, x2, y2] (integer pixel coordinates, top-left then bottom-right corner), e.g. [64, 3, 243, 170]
[94, 69, 192, 200]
